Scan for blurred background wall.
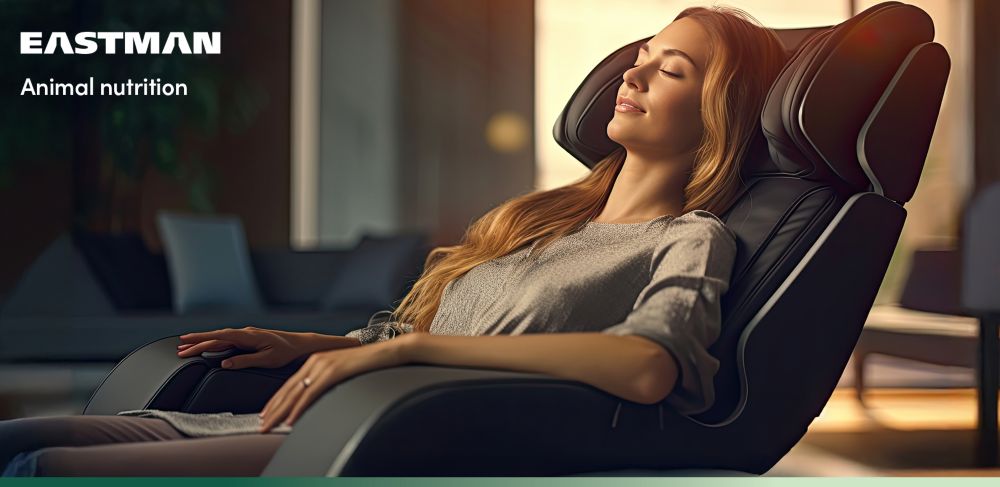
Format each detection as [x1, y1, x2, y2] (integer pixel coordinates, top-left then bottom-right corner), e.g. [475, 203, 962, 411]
[315, 0, 535, 247]
[0, 0, 292, 294]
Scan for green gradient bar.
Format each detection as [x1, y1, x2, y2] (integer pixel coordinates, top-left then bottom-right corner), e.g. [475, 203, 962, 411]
[3, 478, 1000, 486]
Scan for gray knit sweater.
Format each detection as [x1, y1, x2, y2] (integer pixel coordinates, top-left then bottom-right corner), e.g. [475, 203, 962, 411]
[118, 209, 738, 435]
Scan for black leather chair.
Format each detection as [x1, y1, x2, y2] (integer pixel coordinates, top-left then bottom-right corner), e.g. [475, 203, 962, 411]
[81, 1, 949, 476]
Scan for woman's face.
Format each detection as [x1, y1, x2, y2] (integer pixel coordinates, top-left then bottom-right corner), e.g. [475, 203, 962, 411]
[607, 17, 710, 159]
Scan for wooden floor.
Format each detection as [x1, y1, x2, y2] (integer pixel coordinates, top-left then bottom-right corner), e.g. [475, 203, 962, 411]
[767, 387, 1000, 476]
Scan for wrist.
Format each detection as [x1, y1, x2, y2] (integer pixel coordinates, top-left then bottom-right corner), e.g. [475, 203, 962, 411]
[395, 331, 425, 363]
[287, 331, 360, 354]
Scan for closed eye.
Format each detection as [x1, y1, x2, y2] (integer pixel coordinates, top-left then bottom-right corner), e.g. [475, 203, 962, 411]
[631, 64, 681, 78]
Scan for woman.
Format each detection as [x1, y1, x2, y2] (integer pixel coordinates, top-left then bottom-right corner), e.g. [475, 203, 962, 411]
[0, 5, 787, 476]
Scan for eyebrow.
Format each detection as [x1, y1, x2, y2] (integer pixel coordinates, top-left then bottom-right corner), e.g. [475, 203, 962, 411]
[639, 42, 699, 72]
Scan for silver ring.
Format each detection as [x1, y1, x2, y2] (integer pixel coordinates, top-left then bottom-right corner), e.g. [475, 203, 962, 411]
[302, 377, 312, 388]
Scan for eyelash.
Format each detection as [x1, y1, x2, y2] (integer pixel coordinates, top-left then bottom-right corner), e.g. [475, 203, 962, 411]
[632, 64, 680, 78]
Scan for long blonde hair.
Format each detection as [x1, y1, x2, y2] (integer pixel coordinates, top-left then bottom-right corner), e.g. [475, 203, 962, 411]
[389, 5, 787, 333]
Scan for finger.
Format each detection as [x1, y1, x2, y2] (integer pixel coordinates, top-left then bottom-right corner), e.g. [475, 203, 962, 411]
[261, 369, 297, 417]
[177, 339, 231, 353]
[221, 350, 271, 370]
[261, 357, 314, 418]
[176, 340, 219, 357]
[261, 375, 310, 432]
[263, 382, 304, 430]
[261, 365, 308, 419]
[178, 329, 231, 342]
[285, 370, 334, 426]
[178, 328, 253, 347]
[176, 339, 233, 357]
[260, 383, 284, 419]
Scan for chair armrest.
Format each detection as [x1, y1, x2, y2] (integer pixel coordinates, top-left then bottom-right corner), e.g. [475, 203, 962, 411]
[262, 365, 705, 476]
[84, 336, 306, 415]
[86, 337, 745, 475]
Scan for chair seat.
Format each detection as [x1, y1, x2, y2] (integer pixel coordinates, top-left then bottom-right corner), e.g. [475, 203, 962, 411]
[864, 303, 980, 338]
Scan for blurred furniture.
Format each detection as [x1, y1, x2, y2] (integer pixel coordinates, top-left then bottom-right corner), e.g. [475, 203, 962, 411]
[83, 2, 951, 475]
[854, 182, 1000, 467]
[156, 211, 265, 314]
[962, 182, 1000, 467]
[0, 226, 429, 364]
[853, 248, 978, 404]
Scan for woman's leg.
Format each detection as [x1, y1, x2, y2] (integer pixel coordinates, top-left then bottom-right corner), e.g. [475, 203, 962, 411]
[0, 415, 185, 472]
[9, 433, 287, 476]
[0, 415, 288, 476]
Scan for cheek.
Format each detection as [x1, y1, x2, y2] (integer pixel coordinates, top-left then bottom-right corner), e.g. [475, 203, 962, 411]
[648, 93, 702, 136]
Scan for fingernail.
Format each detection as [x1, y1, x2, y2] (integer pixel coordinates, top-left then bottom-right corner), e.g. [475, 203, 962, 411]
[221, 360, 232, 368]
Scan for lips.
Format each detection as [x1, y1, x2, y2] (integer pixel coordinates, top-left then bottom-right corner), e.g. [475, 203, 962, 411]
[616, 95, 645, 112]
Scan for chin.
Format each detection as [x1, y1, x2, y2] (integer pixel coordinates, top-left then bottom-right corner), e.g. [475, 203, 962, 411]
[606, 122, 633, 147]
[605, 122, 635, 148]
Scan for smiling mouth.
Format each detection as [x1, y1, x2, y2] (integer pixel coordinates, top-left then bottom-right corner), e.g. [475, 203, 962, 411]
[615, 103, 644, 113]
[615, 94, 645, 113]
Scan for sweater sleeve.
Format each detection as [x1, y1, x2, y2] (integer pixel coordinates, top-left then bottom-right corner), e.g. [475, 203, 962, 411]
[345, 308, 414, 345]
[600, 210, 738, 415]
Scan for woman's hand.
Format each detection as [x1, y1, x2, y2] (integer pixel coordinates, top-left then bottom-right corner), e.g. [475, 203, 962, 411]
[258, 334, 415, 433]
[176, 326, 354, 370]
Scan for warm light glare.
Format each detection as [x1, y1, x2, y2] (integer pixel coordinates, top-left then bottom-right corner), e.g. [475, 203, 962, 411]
[485, 110, 531, 154]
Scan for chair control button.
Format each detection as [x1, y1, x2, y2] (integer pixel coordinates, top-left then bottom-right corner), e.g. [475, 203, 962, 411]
[201, 348, 239, 360]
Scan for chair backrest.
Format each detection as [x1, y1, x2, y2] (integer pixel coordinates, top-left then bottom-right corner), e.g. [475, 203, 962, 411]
[553, 0, 950, 433]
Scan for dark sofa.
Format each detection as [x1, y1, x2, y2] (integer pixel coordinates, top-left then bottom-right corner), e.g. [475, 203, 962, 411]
[0, 229, 429, 364]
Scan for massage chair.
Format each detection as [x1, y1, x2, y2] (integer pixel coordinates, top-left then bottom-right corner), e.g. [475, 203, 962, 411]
[81, 1, 950, 475]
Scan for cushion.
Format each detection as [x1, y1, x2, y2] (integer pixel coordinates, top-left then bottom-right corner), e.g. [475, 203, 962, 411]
[156, 211, 264, 314]
[251, 249, 351, 306]
[73, 229, 172, 310]
[320, 233, 426, 311]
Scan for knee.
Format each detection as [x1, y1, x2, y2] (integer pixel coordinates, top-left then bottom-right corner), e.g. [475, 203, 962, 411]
[0, 417, 87, 474]
[2, 450, 41, 477]
[0, 418, 41, 470]
[4, 447, 74, 477]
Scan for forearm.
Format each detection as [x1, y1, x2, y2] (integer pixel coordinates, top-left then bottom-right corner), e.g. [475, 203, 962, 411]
[288, 331, 362, 354]
[400, 332, 678, 405]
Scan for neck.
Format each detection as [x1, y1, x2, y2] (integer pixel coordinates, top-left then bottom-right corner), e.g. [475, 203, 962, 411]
[595, 149, 692, 223]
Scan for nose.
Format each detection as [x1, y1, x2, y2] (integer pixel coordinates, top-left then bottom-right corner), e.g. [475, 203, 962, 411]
[622, 63, 648, 92]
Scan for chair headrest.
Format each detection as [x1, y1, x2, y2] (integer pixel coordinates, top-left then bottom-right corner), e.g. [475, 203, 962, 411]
[762, 1, 948, 201]
[553, 1, 950, 204]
